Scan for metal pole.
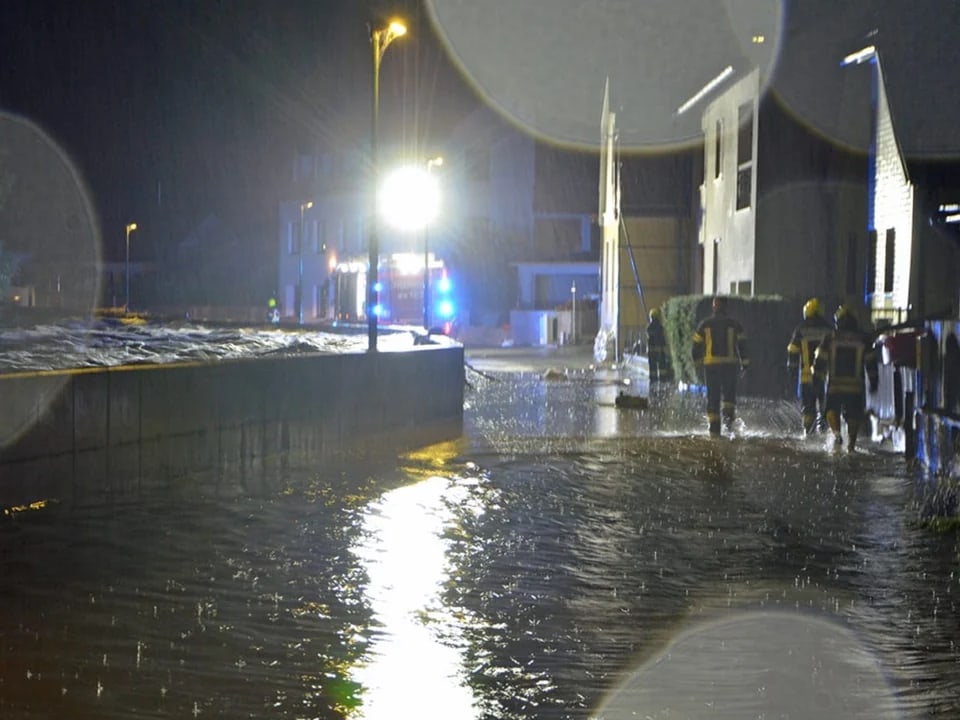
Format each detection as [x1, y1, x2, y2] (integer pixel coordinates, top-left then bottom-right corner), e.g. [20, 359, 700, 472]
[571, 281, 576, 344]
[368, 31, 381, 353]
[298, 204, 305, 324]
[124, 223, 136, 313]
[423, 225, 430, 330]
[125, 227, 130, 313]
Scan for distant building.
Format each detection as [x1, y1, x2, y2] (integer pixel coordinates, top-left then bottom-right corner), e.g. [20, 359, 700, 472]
[699, 54, 960, 327]
[846, 47, 960, 323]
[699, 67, 867, 310]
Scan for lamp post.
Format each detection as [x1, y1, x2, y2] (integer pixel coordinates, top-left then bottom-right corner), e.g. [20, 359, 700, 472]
[298, 200, 313, 324]
[368, 19, 407, 352]
[571, 281, 577, 344]
[423, 156, 443, 330]
[125, 222, 137, 313]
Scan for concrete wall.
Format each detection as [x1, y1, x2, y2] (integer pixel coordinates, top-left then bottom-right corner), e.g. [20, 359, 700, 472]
[0, 346, 464, 509]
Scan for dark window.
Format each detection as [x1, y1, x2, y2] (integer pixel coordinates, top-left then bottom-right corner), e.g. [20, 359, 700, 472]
[736, 167, 752, 210]
[737, 102, 753, 166]
[698, 243, 705, 294]
[713, 120, 722, 179]
[866, 230, 878, 296]
[737, 280, 752, 295]
[884, 228, 896, 293]
[712, 238, 720, 293]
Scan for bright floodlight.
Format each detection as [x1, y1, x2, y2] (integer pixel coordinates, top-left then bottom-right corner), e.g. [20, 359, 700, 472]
[380, 164, 441, 231]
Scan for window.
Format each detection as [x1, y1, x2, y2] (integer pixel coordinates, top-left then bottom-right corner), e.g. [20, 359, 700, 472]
[737, 280, 752, 296]
[286, 222, 296, 254]
[736, 168, 752, 210]
[883, 228, 896, 293]
[712, 237, 720, 293]
[713, 120, 722, 179]
[736, 102, 753, 210]
[866, 230, 878, 296]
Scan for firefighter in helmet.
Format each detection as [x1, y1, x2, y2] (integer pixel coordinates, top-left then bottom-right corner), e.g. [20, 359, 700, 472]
[646, 307, 673, 383]
[267, 294, 280, 324]
[692, 296, 749, 436]
[813, 305, 879, 452]
[786, 297, 831, 435]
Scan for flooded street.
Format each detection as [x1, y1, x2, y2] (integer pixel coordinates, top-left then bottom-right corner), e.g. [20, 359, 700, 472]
[1, 351, 958, 718]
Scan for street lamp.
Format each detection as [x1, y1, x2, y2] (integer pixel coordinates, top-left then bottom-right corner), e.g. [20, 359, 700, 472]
[368, 18, 407, 352]
[571, 281, 577, 345]
[125, 222, 137, 313]
[424, 156, 443, 330]
[299, 200, 313, 324]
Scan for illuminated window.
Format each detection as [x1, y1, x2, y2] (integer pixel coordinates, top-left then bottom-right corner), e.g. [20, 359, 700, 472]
[287, 222, 296, 254]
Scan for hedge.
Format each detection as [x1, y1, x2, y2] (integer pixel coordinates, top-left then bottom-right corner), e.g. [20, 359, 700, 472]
[661, 294, 798, 398]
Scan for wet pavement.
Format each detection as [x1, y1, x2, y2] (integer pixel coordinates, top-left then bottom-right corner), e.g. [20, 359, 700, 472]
[1, 345, 958, 719]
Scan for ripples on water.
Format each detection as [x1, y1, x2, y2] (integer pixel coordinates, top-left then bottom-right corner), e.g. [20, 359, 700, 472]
[0, 319, 421, 371]
[1, 367, 959, 718]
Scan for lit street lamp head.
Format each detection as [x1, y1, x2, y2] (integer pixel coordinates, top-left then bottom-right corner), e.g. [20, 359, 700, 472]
[374, 19, 407, 59]
[124, 222, 138, 314]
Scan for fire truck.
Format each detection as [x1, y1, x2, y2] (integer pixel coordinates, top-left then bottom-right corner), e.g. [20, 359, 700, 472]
[332, 252, 456, 330]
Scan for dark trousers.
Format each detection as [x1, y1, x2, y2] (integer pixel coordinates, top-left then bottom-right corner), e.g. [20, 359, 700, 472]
[649, 350, 673, 382]
[704, 364, 738, 435]
[800, 379, 826, 433]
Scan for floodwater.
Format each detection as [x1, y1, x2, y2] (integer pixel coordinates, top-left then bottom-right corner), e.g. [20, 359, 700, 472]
[0, 319, 424, 372]
[1, 353, 958, 719]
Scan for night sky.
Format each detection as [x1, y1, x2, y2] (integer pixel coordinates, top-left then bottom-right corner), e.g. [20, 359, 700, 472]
[0, 0, 467, 260]
[1, 0, 958, 262]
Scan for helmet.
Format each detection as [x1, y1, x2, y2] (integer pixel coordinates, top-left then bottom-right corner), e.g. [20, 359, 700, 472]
[834, 305, 858, 331]
[802, 298, 822, 319]
[649, 307, 662, 322]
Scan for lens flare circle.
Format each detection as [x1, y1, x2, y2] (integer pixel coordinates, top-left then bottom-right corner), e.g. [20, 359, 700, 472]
[594, 611, 902, 719]
[426, 0, 784, 151]
[0, 112, 102, 452]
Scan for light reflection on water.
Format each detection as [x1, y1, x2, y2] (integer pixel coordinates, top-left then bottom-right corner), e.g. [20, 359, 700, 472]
[0, 367, 957, 718]
[351, 475, 478, 719]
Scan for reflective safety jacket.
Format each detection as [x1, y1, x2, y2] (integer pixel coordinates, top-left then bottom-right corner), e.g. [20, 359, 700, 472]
[692, 313, 749, 368]
[787, 316, 831, 384]
[813, 329, 879, 395]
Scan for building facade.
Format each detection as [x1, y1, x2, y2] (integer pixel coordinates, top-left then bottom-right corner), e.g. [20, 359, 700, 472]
[699, 68, 868, 313]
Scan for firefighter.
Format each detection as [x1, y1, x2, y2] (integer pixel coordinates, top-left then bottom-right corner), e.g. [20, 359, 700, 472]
[692, 296, 750, 436]
[646, 307, 673, 383]
[267, 294, 280, 324]
[813, 305, 879, 452]
[786, 297, 831, 435]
